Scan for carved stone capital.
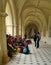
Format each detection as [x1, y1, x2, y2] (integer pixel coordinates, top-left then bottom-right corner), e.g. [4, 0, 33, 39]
[0, 12, 8, 17]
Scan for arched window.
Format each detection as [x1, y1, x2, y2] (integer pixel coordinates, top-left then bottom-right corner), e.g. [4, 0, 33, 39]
[5, 2, 16, 36]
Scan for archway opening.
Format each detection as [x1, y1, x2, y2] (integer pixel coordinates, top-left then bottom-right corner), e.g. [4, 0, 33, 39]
[5, 2, 16, 36]
[5, 2, 12, 35]
[25, 23, 38, 38]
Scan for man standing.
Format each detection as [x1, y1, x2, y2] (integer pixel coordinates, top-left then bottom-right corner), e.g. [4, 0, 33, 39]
[34, 32, 41, 48]
[24, 33, 27, 39]
[34, 33, 37, 47]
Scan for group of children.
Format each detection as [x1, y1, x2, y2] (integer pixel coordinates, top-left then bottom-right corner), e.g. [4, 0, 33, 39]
[6, 34, 31, 58]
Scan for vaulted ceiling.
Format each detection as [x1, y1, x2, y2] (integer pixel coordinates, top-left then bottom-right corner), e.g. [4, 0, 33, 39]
[7, 0, 51, 36]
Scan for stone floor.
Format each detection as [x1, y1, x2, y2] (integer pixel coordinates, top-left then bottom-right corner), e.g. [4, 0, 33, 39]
[6, 39, 51, 65]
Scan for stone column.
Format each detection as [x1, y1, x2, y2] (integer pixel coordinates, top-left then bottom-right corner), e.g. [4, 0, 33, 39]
[16, 16, 19, 37]
[19, 18, 22, 36]
[0, 12, 9, 65]
[0, 40, 2, 65]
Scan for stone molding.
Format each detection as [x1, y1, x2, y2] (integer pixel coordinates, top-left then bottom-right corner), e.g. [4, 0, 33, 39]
[0, 12, 8, 17]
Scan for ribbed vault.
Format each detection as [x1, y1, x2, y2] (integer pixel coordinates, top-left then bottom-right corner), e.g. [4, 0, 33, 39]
[4, 0, 51, 37]
[19, 0, 51, 37]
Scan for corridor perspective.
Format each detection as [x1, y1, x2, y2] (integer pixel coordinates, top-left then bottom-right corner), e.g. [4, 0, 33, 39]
[0, 0, 51, 65]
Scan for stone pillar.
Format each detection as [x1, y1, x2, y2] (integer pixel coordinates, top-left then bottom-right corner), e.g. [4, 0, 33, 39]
[0, 12, 9, 65]
[0, 41, 2, 65]
[16, 16, 19, 37]
[19, 18, 22, 36]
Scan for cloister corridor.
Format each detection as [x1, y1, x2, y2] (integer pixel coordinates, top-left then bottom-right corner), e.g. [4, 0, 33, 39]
[0, 0, 51, 65]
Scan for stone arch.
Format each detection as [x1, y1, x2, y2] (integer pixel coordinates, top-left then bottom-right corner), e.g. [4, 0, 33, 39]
[23, 16, 42, 32]
[5, 0, 18, 36]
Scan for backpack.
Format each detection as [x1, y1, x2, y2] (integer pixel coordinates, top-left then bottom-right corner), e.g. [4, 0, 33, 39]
[23, 47, 27, 54]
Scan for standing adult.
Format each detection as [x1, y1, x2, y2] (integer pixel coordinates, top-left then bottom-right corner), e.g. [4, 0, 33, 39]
[34, 33, 37, 47]
[34, 32, 41, 48]
[24, 33, 27, 39]
[36, 32, 41, 48]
